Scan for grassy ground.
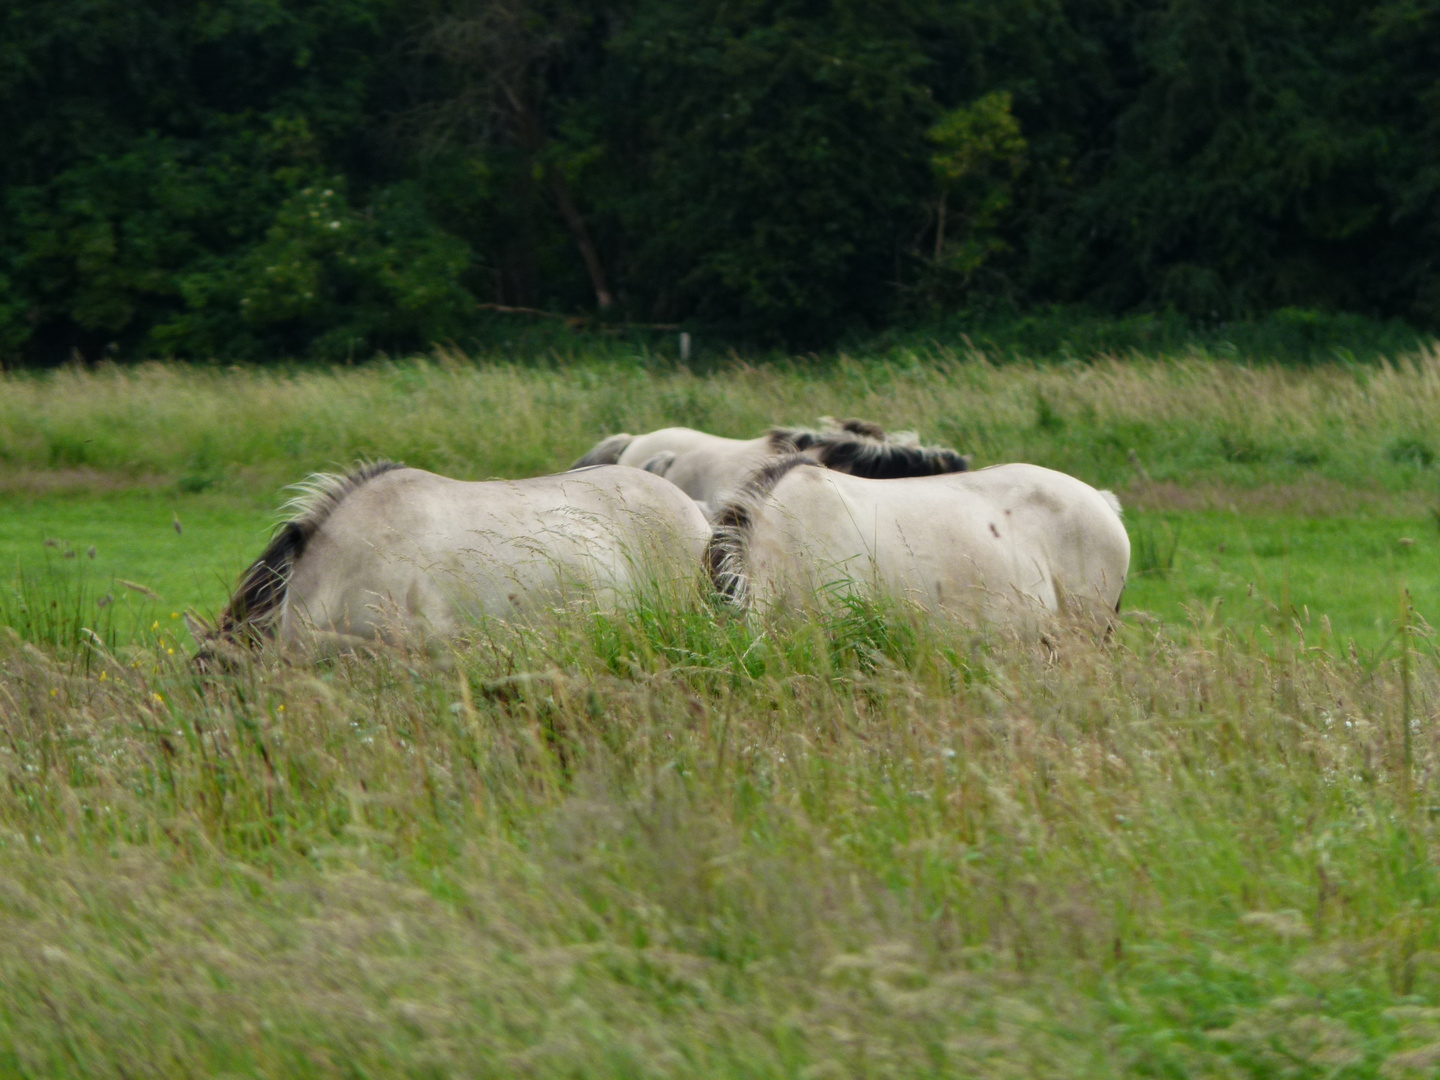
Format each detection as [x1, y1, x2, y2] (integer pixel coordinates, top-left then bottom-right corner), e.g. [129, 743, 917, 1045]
[4, 349, 1439, 647]
[3, 351, 1440, 1078]
[2, 494, 1435, 654]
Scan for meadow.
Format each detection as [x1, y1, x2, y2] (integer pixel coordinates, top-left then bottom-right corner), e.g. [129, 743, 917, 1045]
[3, 347, 1440, 1077]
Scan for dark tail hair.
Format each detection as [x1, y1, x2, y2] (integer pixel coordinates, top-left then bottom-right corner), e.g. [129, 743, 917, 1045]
[571, 433, 634, 469]
[705, 454, 817, 608]
[215, 522, 308, 646]
[194, 461, 402, 666]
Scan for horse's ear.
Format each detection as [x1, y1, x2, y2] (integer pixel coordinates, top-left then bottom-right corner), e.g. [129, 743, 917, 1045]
[184, 610, 216, 644]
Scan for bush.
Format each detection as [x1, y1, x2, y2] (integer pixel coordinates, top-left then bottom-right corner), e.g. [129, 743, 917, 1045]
[155, 182, 475, 361]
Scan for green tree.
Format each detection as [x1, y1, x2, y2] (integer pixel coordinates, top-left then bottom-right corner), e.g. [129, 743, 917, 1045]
[924, 90, 1028, 300]
[410, 0, 621, 312]
[0, 0, 450, 362]
[609, 0, 936, 341]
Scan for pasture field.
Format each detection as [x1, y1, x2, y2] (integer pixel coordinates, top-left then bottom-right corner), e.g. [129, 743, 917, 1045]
[3, 350, 1440, 1078]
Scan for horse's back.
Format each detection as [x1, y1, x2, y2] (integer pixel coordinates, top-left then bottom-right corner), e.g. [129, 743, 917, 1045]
[283, 466, 708, 639]
[616, 427, 736, 468]
[742, 462, 1128, 624]
[953, 464, 1129, 614]
[744, 466, 1025, 617]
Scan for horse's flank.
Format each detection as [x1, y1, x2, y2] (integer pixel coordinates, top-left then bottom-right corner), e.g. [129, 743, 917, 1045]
[706, 460, 1130, 630]
[201, 462, 711, 664]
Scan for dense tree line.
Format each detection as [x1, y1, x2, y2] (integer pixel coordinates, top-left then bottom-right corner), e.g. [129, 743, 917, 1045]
[1, 0, 1436, 363]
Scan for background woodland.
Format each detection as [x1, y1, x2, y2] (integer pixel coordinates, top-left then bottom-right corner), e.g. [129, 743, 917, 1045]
[4, 0, 1439, 362]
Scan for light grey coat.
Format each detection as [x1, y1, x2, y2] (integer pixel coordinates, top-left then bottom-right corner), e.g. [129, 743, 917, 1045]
[707, 458, 1130, 630]
[206, 462, 709, 651]
[573, 420, 970, 518]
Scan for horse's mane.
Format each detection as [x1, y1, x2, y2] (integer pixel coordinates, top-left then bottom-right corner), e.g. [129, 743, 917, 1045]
[812, 438, 971, 478]
[766, 421, 968, 478]
[205, 460, 405, 654]
[827, 417, 888, 441]
[767, 417, 905, 455]
[705, 454, 818, 609]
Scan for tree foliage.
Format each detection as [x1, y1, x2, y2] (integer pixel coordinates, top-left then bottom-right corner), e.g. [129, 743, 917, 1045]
[923, 90, 1028, 301]
[0, 0, 1436, 361]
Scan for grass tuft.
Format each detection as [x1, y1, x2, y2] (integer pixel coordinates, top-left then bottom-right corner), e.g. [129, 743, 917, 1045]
[2, 599, 1439, 1076]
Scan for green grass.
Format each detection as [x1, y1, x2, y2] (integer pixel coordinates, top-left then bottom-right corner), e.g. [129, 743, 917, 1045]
[4, 352, 1440, 1078]
[0, 488, 270, 645]
[1122, 509, 1440, 652]
[2, 596, 1439, 1078]
[4, 349, 1440, 494]
[2, 493, 1434, 653]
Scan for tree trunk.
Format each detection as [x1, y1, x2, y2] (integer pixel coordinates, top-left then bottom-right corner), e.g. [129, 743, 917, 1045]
[544, 162, 613, 310]
[510, 88, 613, 312]
[934, 190, 947, 261]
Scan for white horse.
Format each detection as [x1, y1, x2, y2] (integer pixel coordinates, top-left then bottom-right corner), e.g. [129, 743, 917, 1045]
[706, 456, 1130, 630]
[195, 462, 710, 656]
[573, 419, 970, 517]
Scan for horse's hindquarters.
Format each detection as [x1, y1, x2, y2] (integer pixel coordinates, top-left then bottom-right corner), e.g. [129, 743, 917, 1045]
[739, 465, 1128, 633]
[279, 467, 709, 642]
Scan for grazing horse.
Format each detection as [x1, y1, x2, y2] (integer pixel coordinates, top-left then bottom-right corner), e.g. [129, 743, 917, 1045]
[705, 456, 1129, 630]
[572, 419, 970, 517]
[195, 462, 710, 656]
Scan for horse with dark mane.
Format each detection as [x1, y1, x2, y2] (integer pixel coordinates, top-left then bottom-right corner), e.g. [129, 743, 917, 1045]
[191, 462, 709, 661]
[705, 456, 1130, 631]
[572, 418, 970, 518]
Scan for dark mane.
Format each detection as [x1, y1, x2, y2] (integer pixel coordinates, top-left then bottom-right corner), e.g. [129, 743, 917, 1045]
[766, 417, 894, 455]
[766, 427, 824, 454]
[204, 461, 404, 655]
[765, 422, 968, 479]
[828, 417, 887, 441]
[813, 439, 970, 479]
[705, 454, 818, 608]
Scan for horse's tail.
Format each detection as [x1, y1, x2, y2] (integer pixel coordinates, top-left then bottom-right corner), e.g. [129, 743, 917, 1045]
[812, 437, 970, 479]
[194, 461, 403, 668]
[1098, 490, 1123, 517]
[219, 522, 308, 639]
[705, 454, 817, 610]
[571, 433, 634, 469]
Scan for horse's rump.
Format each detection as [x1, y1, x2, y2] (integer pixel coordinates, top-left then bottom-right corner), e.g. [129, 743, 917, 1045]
[707, 461, 1130, 629]
[205, 464, 709, 656]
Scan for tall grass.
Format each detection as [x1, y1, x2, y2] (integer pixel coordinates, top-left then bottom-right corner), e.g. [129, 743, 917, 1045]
[2, 596, 1439, 1077]
[6, 349, 1440, 1076]
[5, 347, 1440, 496]
[0, 559, 149, 652]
